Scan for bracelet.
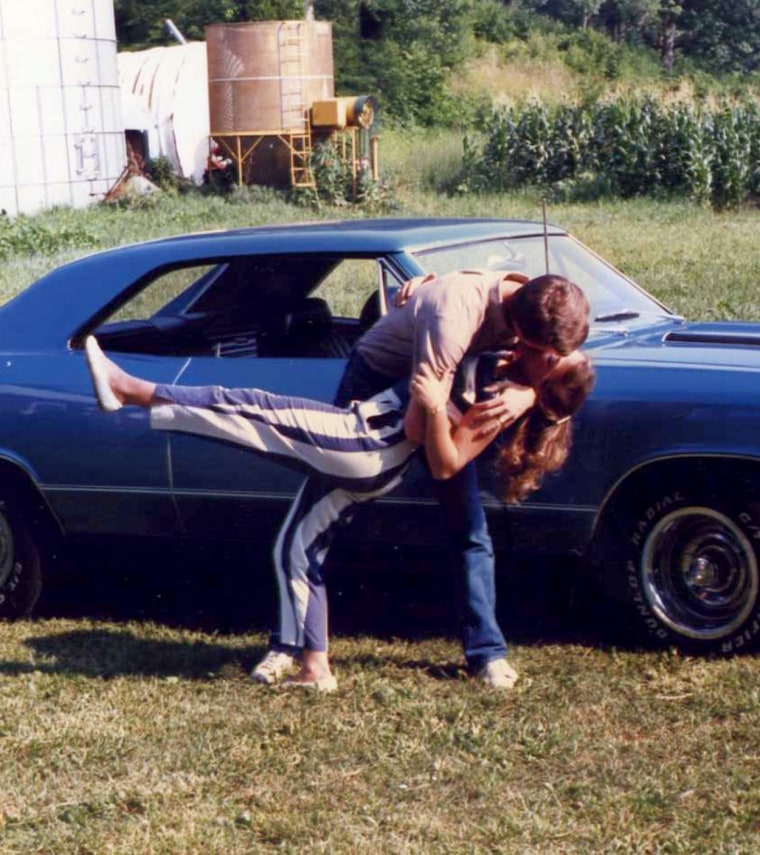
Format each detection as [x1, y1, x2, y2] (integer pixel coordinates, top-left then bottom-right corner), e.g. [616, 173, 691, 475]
[427, 404, 442, 416]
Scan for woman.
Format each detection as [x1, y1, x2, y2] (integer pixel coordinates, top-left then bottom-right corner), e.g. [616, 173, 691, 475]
[85, 336, 594, 690]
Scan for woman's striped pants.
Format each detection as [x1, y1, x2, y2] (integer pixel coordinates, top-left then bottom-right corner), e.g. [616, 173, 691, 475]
[151, 383, 418, 651]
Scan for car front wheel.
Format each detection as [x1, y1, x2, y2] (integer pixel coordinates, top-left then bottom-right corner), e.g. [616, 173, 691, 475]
[606, 484, 760, 654]
[0, 498, 42, 619]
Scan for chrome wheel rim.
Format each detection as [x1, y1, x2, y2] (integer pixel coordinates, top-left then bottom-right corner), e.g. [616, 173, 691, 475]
[641, 506, 758, 640]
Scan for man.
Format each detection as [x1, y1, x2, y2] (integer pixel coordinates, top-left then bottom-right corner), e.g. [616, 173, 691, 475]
[253, 269, 590, 689]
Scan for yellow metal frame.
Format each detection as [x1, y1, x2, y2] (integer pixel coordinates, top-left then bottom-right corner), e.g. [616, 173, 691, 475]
[209, 123, 372, 191]
[210, 125, 315, 188]
[211, 133, 265, 186]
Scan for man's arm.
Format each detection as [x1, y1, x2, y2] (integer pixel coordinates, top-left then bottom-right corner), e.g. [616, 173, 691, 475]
[411, 271, 530, 404]
[396, 270, 529, 307]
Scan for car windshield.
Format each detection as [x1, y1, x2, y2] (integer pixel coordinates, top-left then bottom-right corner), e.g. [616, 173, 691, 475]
[412, 234, 672, 324]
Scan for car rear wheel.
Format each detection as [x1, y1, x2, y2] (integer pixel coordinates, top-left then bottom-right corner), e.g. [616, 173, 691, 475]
[0, 497, 42, 619]
[604, 483, 760, 654]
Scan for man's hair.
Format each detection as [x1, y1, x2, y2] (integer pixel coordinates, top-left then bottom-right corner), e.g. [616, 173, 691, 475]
[508, 274, 589, 355]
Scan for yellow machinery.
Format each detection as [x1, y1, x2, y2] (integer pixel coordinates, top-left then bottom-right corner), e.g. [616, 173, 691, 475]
[210, 93, 378, 189]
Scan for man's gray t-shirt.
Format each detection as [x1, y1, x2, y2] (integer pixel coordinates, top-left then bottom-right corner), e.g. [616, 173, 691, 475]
[357, 269, 516, 380]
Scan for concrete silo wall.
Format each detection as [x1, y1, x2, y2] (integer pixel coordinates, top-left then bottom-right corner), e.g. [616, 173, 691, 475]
[0, 0, 126, 217]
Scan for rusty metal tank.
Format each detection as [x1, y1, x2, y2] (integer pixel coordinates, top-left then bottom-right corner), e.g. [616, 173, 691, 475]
[206, 20, 334, 134]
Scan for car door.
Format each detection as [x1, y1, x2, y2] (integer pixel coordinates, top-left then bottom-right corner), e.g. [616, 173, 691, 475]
[166, 254, 402, 541]
[56, 263, 235, 540]
[0, 343, 185, 540]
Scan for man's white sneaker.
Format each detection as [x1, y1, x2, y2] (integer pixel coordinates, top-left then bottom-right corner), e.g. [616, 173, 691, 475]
[251, 650, 296, 685]
[478, 658, 519, 689]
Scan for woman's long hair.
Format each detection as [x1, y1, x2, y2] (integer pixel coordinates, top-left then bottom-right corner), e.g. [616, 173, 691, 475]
[493, 352, 595, 504]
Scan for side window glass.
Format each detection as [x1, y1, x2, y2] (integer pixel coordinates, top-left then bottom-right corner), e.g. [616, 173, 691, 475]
[106, 265, 218, 324]
[310, 258, 381, 319]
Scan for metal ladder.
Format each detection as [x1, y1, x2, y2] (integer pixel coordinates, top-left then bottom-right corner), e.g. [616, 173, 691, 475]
[288, 122, 315, 187]
[277, 22, 314, 187]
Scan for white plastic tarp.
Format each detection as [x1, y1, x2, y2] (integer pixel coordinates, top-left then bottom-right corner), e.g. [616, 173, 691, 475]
[118, 42, 209, 184]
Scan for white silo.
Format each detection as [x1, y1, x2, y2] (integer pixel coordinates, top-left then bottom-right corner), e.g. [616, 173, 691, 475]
[0, 0, 126, 217]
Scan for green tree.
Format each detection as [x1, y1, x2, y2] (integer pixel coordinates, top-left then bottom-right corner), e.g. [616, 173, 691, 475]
[599, 0, 661, 42]
[680, 0, 760, 74]
[316, 0, 475, 124]
[114, 0, 305, 47]
[515, 0, 760, 74]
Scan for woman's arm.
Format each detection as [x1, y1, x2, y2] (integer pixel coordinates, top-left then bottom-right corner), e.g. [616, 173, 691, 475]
[403, 396, 427, 444]
[405, 366, 459, 477]
[407, 365, 535, 479]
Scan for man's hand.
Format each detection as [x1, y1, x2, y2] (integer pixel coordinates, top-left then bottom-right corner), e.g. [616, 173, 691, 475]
[409, 363, 454, 414]
[463, 379, 536, 438]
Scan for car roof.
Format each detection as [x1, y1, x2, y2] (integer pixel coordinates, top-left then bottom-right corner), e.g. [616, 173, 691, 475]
[130, 217, 568, 255]
[0, 217, 570, 349]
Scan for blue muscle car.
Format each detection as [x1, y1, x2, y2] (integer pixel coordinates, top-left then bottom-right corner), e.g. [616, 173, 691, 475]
[0, 217, 757, 655]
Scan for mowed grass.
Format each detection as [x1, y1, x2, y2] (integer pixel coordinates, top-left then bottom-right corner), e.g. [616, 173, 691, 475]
[0, 133, 759, 852]
[1, 620, 758, 853]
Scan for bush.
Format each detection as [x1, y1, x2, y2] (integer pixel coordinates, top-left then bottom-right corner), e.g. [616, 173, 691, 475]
[145, 157, 193, 193]
[0, 211, 99, 260]
[560, 28, 622, 80]
[298, 140, 397, 211]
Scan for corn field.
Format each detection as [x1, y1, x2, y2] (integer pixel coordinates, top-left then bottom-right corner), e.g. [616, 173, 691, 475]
[462, 98, 760, 208]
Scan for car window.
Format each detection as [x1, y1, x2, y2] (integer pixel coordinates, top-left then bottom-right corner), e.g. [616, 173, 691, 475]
[413, 234, 670, 321]
[187, 255, 339, 319]
[106, 264, 219, 324]
[414, 237, 533, 277]
[92, 254, 391, 359]
[309, 258, 381, 319]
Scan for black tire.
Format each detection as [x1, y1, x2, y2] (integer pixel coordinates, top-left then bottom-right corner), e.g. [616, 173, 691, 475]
[602, 481, 760, 655]
[0, 498, 43, 619]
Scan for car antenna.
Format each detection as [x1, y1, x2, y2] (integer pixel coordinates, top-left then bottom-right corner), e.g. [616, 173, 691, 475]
[542, 197, 550, 274]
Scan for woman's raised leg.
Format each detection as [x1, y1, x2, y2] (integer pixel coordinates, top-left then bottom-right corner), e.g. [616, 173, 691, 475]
[85, 336, 159, 409]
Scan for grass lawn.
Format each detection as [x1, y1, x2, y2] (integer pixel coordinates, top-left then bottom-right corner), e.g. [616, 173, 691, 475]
[1, 617, 758, 853]
[0, 140, 759, 852]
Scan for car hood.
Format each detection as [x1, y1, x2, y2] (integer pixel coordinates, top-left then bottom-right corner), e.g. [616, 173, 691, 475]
[588, 319, 760, 372]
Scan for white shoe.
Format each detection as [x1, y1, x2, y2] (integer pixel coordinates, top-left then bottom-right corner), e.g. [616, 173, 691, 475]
[84, 336, 123, 412]
[251, 650, 296, 685]
[478, 658, 519, 689]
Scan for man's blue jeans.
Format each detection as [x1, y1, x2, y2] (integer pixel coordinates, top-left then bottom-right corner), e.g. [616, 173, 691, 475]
[434, 461, 508, 671]
[336, 349, 508, 671]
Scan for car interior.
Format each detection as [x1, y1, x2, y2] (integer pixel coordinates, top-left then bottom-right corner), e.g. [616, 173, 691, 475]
[90, 254, 384, 360]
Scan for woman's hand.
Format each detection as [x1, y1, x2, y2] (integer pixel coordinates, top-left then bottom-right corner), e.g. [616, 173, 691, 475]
[463, 379, 536, 437]
[410, 363, 454, 414]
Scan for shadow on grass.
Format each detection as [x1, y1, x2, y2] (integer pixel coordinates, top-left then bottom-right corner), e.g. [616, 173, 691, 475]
[1, 627, 264, 680]
[32, 536, 622, 652]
